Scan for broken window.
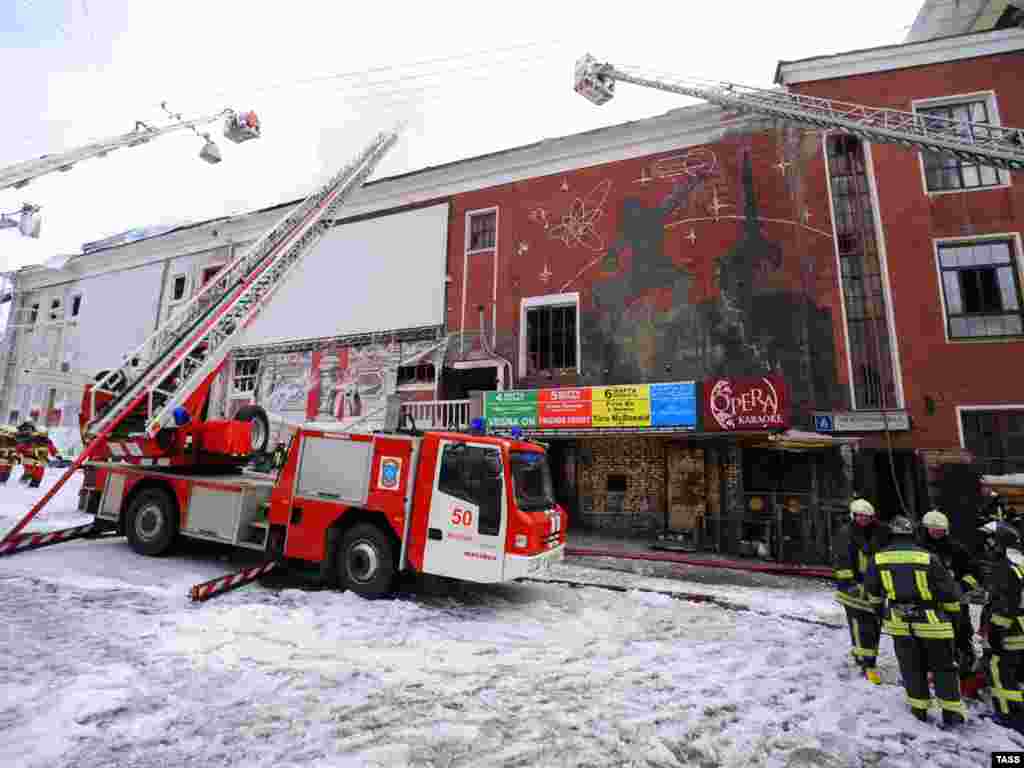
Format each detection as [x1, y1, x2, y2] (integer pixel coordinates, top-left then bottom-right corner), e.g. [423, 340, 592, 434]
[938, 240, 1022, 339]
[526, 303, 577, 373]
[468, 211, 496, 251]
[917, 100, 1001, 192]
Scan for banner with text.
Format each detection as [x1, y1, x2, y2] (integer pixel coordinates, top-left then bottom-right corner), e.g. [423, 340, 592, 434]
[484, 382, 697, 430]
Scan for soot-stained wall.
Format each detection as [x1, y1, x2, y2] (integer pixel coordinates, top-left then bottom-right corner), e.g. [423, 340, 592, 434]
[448, 124, 850, 426]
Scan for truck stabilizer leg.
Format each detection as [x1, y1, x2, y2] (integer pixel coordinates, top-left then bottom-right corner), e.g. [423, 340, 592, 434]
[0, 523, 103, 557]
[189, 560, 278, 602]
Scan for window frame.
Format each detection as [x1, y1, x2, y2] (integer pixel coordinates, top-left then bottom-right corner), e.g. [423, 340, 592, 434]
[911, 91, 1012, 196]
[169, 273, 190, 304]
[396, 361, 436, 391]
[933, 233, 1024, 342]
[465, 209, 497, 254]
[231, 357, 260, 396]
[518, 293, 581, 376]
[69, 293, 83, 320]
[957, 404, 1024, 474]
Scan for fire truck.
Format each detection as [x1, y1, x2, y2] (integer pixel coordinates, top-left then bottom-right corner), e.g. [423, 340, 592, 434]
[0, 128, 567, 600]
[79, 424, 566, 598]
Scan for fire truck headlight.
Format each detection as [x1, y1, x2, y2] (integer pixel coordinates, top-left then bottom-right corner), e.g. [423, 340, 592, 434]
[514, 534, 528, 549]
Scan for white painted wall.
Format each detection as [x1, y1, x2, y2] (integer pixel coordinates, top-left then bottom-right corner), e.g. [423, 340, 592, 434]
[238, 203, 449, 347]
[67, 262, 164, 374]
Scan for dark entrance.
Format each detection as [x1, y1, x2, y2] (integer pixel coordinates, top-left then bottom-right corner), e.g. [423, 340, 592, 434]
[442, 366, 497, 400]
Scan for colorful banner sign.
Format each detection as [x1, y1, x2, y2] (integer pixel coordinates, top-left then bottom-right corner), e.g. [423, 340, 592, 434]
[484, 382, 697, 430]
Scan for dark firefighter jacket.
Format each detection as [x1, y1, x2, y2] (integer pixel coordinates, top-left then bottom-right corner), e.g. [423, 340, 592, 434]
[833, 521, 888, 613]
[864, 540, 962, 640]
[917, 532, 981, 594]
[983, 557, 1024, 653]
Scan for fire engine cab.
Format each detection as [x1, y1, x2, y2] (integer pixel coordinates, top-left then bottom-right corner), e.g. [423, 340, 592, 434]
[79, 424, 567, 597]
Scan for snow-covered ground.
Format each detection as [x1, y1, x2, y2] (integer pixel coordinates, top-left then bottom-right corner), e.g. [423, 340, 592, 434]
[0, 468, 1017, 768]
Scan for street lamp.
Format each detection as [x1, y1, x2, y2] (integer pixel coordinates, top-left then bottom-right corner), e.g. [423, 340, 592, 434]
[0, 204, 41, 239]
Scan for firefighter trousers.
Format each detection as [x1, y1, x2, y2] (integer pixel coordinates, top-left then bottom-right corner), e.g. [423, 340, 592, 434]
[893, 635, 965, 723]
[953, 608, 975, 676]
[990, 651, 1024, 724]
[844, 606, 881, 667]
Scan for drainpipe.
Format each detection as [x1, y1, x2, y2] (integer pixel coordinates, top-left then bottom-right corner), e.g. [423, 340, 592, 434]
[478, 305, 513, 390]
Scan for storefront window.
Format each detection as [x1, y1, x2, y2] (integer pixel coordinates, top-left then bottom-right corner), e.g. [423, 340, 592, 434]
[510, 451, 556, 511]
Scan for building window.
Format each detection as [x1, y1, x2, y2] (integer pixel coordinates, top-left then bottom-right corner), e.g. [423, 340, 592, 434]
[202, 266, 223, 286]
[232, 358, 260, 394]
[48, 299, 61, 322]
[937, 239, 1022, 339]
[916, 98, 1003, 192]
[468, 211, 496, 251]
[961, 408, 1024, 474]
[170, 274, 188, 302]
[826, 134, 898, 410]
[70, 294, 82, 318]
[29, 303, 39, 325]
[397, 362, 435, 387]
[526, 304, 577, 373]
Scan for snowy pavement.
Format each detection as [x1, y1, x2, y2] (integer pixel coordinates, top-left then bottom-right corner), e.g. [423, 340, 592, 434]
[0, 469, 1018, 768]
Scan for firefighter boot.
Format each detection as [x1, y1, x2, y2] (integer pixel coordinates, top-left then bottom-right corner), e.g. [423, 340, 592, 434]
[912, 708, 929, 723]
[941, 709, 966, 728]
[864, 667, 882, 685]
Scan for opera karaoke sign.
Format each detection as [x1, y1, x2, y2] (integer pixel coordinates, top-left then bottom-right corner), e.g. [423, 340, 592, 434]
[702, 375, 789, 432]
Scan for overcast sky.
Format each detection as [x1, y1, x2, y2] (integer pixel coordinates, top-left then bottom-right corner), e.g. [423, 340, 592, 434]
[0, 0, 931, 273]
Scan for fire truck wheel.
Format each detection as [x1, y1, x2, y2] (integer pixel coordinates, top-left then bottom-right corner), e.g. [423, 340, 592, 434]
[234, 405, 270, 456]
[125, 488, 179, 556]
[338, 523, 395, 598]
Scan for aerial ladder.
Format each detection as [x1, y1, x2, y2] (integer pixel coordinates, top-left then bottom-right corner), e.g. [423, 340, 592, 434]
[573, 54, 1024, 172]
[0, 127, 402, 557]
[0, 106, 261, 193]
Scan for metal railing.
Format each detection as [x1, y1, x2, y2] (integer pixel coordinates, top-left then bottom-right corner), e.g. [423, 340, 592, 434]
[400, 399, 472, 430]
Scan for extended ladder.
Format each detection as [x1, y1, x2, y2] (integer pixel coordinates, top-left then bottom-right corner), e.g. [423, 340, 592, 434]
[0, 109, 260, 192]
[0, 128, 401, 546]
[574, 55, 1024, 171]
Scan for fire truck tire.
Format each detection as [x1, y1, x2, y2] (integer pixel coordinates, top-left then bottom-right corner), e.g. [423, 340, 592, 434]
[125, 487, 179, 556]
[234, 405, 270, 456]
[338, 523, 395, 598]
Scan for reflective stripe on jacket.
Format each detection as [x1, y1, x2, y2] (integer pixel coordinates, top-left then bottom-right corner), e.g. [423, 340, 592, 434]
[863, 544, 961, 640]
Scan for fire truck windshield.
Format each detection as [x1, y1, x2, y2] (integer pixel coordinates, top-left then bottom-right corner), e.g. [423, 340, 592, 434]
[509, 451, 555, 512]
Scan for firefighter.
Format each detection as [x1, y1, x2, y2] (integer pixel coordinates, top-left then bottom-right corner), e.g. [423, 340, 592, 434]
[0, 425, 18, 484]
[917, 509, 982, 693]
[978, 520, 1024, 733]
[864, 515, 966, 727]
[833, 496, 886, 684]
[15, 422, 57, 488]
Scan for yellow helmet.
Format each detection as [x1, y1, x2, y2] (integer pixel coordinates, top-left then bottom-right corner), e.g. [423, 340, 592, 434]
[922, 509, 949, 532]
[849, 498, 876, 518]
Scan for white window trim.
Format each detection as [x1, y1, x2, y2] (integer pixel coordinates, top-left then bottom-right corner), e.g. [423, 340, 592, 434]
[931, 232, 1024, 344]
[911, 91, 1012, 196]
[231, 357, 260, 396]
[822, 134, 905, 410]
[460, 206, 499, 355]
[168, 273, 190, 304]
[956, 404, 1024, 449]
[518, 292, 581, 378]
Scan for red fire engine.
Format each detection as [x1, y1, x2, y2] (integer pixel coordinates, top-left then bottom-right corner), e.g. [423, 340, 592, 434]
[79, 425, 566, 597]
[0, 129, 566, 601]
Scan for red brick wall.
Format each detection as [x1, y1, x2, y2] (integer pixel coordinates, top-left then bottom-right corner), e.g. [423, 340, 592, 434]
[789, 52, 1024, 449]
[445, 127, 851, 424]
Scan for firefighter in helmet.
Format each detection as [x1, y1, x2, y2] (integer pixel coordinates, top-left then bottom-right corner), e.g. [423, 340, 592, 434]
[15, 422, 58, 488]
[0, 425, 18, 484]
[978, 520, 1024, 733]
[833, 496, 886, 684]
[917, 509, 982, 694]
[864, 515, 966, 726]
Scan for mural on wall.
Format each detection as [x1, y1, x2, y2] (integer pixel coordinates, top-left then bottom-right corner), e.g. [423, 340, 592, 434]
[506, 126, 846, 424]
[232, 337, 443, 444]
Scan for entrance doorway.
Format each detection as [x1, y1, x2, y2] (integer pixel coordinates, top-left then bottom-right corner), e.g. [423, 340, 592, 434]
[442, 365, 497, 400]
[666, 443, 705, 537]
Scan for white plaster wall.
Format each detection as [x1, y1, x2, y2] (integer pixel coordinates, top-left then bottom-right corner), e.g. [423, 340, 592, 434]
[238, 204, 449, 347]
